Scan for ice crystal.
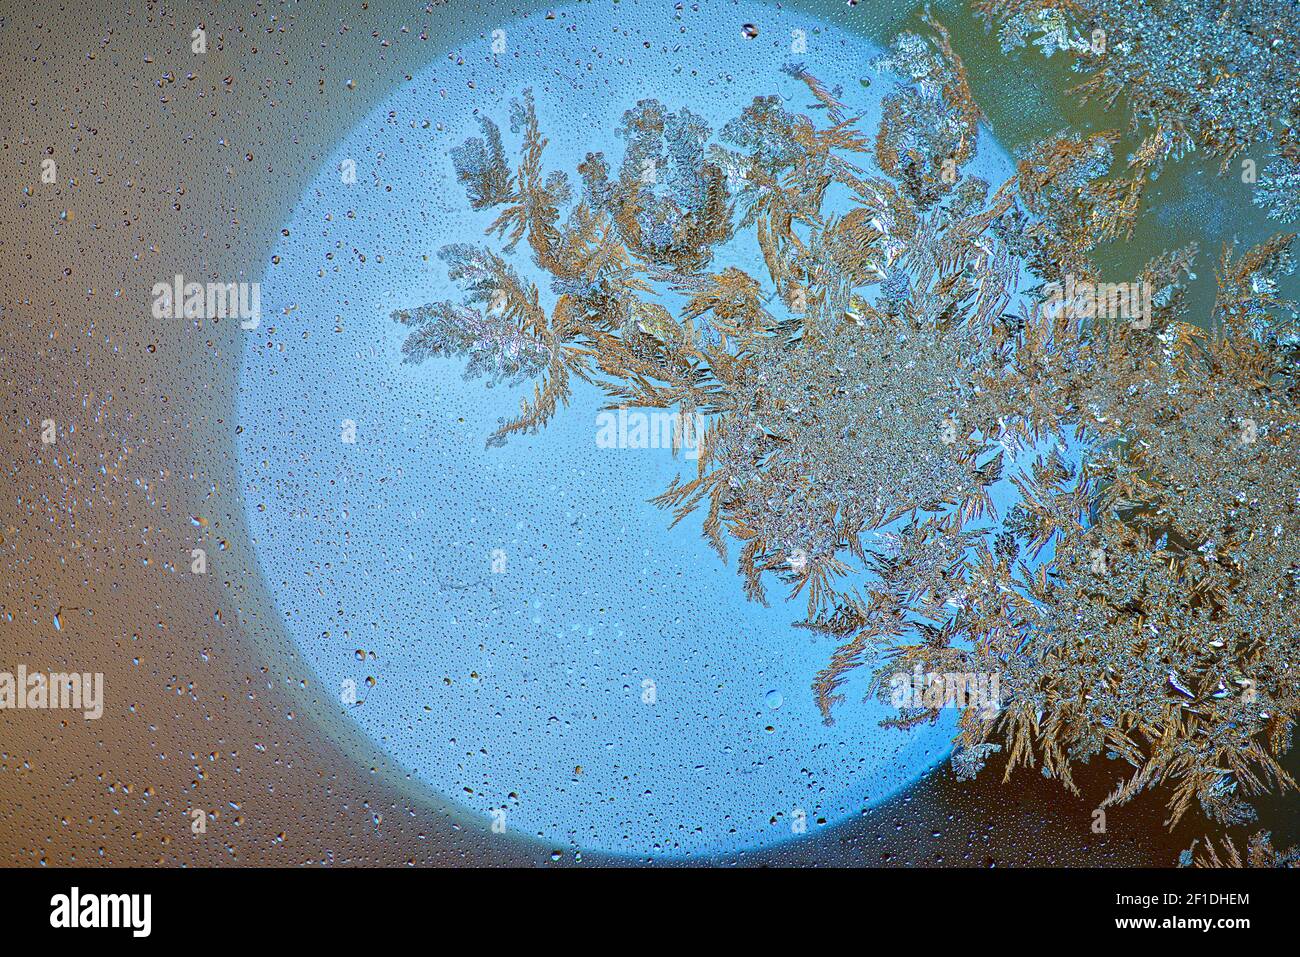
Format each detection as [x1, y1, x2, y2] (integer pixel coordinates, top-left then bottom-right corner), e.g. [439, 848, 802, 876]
[975, 0, 1300, 222]
[396, 16, 1300, 831]
[1255, 155, 1300, 225]
[1182, 830, 1300, 868]
[392, 245, 552, 388]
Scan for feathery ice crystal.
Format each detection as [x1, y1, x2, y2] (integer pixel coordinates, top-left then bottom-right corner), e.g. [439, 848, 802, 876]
[394, 15, 1300, 836]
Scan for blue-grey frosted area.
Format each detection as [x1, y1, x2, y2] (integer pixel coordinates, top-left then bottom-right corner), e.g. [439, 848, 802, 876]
[238, 0, 1024, 857]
